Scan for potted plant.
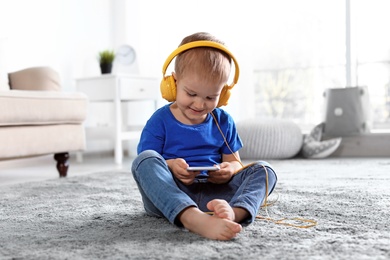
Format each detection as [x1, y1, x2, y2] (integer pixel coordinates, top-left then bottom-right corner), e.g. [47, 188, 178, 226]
[98, 49, 115, 74]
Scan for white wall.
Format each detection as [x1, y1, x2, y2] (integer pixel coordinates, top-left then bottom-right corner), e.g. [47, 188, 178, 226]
[0, 0, 113, 91]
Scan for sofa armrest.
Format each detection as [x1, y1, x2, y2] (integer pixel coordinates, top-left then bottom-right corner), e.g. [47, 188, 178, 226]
[0, 90, 88, 126]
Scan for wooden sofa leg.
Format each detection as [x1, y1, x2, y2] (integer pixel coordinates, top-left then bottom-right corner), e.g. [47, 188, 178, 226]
[54, 152, 69, 177]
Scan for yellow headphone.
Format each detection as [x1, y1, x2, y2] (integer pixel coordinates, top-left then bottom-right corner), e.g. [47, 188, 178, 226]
[160, 40, 240, 107]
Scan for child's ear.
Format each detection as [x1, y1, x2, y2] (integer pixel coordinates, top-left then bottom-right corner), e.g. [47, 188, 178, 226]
[172, 72, 177, 81]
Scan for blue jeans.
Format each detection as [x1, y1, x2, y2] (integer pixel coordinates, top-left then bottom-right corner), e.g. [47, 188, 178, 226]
[131, 150, 277, 225]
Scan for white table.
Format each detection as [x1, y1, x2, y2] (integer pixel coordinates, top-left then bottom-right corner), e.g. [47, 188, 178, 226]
[76, 74, 159, 164]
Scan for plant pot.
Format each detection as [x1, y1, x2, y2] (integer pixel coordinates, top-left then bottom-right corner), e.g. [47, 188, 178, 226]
[100, 63, 113, 74]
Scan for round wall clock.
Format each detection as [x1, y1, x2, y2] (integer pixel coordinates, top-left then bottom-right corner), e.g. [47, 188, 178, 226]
[116, 45, 136, 65]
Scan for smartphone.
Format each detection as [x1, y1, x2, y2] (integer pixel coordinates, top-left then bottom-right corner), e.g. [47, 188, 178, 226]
[187, 166, 220, 171]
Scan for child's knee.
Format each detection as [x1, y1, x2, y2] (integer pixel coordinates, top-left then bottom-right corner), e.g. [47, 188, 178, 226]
[138, 150, 161, 161]
[253, 160, 273, 169]
[131, 150, 163, 173]
[252, 161, 278, 192]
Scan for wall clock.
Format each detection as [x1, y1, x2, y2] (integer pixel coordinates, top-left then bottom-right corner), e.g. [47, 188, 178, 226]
[116, 45, 136, 65]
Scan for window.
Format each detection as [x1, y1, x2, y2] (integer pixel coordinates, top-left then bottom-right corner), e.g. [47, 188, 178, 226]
[253, 0, 390, 131]
[354, 0, 390, 129]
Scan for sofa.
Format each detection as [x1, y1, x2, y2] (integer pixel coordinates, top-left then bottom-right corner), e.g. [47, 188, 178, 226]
[0, 67, 88, 177]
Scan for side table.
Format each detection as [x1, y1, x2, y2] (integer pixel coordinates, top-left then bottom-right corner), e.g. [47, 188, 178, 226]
[76, 74, 159, 164]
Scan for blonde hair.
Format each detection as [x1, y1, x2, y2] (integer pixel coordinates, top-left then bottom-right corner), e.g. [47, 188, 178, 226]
[174, 32, 231, 85]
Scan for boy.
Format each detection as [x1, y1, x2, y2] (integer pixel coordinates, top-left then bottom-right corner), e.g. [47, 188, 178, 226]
[131, 32, 277, 240]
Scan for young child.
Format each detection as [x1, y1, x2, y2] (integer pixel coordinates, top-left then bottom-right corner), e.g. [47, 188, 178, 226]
[131, 32, 277, 240]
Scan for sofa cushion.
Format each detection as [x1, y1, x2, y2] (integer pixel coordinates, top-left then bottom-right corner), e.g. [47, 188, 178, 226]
[237, 119, 303, 159]
[0, 124, 85, 159]
[0, 90, 88, 126]
[8, 67, 61, 91]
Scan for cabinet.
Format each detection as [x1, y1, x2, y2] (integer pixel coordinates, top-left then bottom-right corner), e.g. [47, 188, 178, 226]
[76, 74, 159, 164]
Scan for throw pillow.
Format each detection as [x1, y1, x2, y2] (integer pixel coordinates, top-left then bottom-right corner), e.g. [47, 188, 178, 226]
[301, 122, 342, 159]
[8, 66, 61, 91]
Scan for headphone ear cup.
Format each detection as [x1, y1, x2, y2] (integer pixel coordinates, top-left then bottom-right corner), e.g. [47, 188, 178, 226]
[160, 75, 177, 102]
[217, 85, 231, 107]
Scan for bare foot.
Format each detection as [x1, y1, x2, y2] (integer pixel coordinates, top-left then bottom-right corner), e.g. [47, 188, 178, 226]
[208, 199, 250, 223]
[179, 207, 242, 240]
[207, 199, 235, 221]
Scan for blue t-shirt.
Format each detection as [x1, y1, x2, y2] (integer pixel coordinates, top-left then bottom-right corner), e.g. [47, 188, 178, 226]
[137, 104, 243, 166]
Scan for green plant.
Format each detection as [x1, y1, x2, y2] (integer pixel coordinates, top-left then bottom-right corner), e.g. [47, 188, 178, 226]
[98, 50, 115, 64]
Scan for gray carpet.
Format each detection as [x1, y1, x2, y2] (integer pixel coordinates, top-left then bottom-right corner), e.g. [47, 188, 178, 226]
[1, 158, 389, 260]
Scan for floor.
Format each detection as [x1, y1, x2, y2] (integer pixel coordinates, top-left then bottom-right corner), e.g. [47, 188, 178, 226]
[0, 152, 134, 187]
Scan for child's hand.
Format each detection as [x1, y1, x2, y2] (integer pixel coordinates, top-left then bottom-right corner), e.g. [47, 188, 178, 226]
[168, 158, 197, 185]
[207, 162, 235, 184]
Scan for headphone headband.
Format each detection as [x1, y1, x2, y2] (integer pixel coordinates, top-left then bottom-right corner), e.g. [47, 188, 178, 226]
[162, 40, 240, 88]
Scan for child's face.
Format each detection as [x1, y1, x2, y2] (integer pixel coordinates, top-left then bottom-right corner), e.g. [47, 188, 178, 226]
[173, 72, 225, 125]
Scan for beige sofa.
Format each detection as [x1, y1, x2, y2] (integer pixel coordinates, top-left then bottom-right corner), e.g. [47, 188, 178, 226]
[0, 67, 88, 177]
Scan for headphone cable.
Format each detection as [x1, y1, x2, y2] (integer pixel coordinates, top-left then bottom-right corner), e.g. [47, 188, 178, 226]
[210, 111, 317, 228]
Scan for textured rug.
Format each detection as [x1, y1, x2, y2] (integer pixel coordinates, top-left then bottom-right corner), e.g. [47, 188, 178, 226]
[1, 158, 389, 260]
